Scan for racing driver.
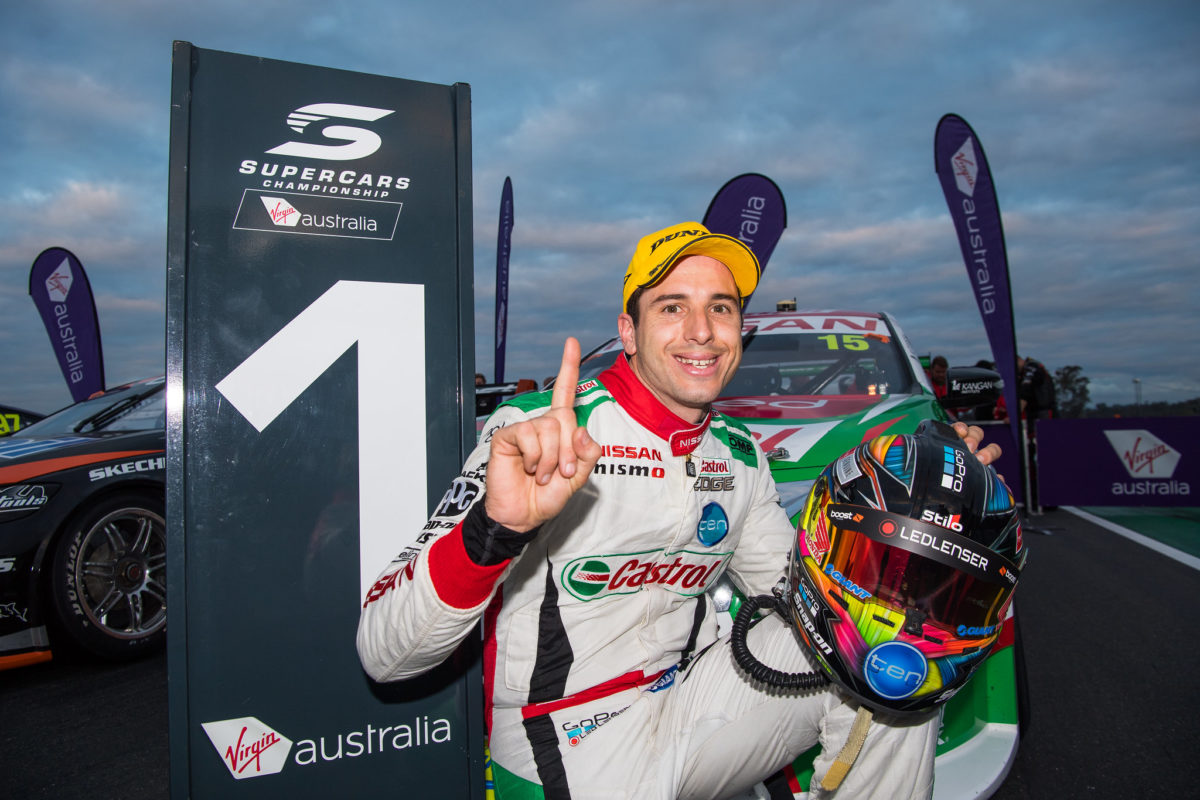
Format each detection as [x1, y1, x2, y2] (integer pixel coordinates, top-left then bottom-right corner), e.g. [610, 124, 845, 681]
[357, 221, 1001, 799]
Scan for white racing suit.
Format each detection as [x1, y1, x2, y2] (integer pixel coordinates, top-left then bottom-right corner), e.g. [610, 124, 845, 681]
[357, 354, 936, 799]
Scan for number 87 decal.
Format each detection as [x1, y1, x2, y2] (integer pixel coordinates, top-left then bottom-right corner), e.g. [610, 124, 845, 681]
[215, 280, 428, 602]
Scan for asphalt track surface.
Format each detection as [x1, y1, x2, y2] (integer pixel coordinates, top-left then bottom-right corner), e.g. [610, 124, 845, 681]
[3, 508, 1198, 799]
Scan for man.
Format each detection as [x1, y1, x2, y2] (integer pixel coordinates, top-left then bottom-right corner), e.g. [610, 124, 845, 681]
[928, 355, 949, 400]
[1017, 355, 1056, 420]
[358, 222, 999, 799]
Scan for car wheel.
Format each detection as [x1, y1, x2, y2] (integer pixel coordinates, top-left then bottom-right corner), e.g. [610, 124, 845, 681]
[50, 493, 167, 660]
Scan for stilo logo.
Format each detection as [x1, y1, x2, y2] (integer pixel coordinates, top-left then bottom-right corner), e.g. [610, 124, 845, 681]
[1104, 429, 1180, 478]
[266, 103, 395, 161]
[202, 717, 293, 779]
[951, 137, 978, 197]
[45, 257, 73, 302]
[260, 196, 301, 227]
[920, 509, 964, 533]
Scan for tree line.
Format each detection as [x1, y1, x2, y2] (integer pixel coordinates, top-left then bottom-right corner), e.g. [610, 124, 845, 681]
[1052, 364, 1198, 418]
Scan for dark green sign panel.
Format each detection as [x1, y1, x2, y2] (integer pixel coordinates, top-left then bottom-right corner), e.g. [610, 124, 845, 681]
[165, 43, 481, 798]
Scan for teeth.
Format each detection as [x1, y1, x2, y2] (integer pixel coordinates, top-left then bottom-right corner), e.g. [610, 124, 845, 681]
[678, 357, 716, 367]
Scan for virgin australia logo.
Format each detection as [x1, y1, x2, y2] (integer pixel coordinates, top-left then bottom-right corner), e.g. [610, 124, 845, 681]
[45, 258, 74, 302]
[1103, 429, 1180, 478]
[951, 137, 978, 197]
[201, 717, 293, 779]
[266, 103, 395, 161]
[260, 196, 301, 227]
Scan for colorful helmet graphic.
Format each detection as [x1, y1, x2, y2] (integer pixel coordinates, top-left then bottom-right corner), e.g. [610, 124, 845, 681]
[786, 420, 1026, 715]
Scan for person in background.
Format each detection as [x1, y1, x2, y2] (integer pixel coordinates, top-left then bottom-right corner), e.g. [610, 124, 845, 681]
[475, 372, 498, 417]
[1017, 355, 1057, 420]
[928, 355, 949, 400]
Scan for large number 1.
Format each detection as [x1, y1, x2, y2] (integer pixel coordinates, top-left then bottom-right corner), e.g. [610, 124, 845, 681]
[215, 280, 427, 603]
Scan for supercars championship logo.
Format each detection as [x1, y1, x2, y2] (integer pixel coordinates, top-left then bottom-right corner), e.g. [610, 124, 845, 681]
[232, 103, 408, 241]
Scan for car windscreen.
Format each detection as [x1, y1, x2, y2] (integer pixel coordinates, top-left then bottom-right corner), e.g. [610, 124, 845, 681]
[724, 324, 915, 398]
[11, 380, 166, 436]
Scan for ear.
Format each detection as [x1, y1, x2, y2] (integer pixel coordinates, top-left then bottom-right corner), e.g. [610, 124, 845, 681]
[617, 313, 637, 357]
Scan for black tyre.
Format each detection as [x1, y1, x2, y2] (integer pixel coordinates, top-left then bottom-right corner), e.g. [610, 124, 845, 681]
[50, 493, 167, 660]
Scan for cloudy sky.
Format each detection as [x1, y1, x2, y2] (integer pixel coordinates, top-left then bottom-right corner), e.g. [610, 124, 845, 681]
[2, 0, 1198, 414]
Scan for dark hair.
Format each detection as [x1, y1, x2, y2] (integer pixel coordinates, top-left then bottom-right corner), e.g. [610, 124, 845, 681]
[625, 286, 648, 324]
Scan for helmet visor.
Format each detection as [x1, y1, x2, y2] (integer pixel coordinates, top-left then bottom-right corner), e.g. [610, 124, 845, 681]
[823, 504, 1020, 631]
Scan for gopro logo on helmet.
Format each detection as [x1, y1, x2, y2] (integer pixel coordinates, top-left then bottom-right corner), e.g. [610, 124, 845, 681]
[864, 641, 928, 700]
[941, 446, 966, 492]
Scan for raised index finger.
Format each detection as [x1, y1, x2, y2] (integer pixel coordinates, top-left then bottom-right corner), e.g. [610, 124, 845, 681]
[550, 337, 581, 410]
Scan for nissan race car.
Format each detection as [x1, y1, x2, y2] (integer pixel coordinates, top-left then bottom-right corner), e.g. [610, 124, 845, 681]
[0, 376, 166, 670]
[576, 310, 1021, 800]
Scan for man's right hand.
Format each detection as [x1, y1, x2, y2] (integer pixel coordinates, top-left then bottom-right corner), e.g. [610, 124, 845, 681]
[483, 337, 602, 533]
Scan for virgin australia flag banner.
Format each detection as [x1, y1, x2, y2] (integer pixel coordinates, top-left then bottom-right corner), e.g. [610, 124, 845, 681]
[494, 176, 514, 384]
[28, 247, 106, 402]
[703, 173, 787, 308]
[934, 115, 1019, 444]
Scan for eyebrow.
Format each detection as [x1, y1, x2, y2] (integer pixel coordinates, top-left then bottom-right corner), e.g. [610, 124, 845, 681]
[648, 291, 740, 307]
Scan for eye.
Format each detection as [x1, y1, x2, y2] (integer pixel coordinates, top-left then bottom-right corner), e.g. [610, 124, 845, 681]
[661, 303, 682, 314]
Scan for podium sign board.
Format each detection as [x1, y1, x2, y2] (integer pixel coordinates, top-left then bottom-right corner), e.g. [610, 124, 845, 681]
[166, 43, 480, 797]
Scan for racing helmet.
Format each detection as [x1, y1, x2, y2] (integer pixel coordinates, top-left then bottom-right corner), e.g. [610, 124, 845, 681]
[787, 419, 1026, 715]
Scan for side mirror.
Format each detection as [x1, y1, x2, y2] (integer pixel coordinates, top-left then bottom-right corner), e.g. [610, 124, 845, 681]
[941, 366, 1002, 409]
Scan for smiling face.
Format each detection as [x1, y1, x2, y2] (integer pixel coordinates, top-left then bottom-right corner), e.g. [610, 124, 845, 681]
[618, 255, 743, 423]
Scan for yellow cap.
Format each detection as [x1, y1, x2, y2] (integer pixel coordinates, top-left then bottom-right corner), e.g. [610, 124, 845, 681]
[622, 221, 760, 314]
